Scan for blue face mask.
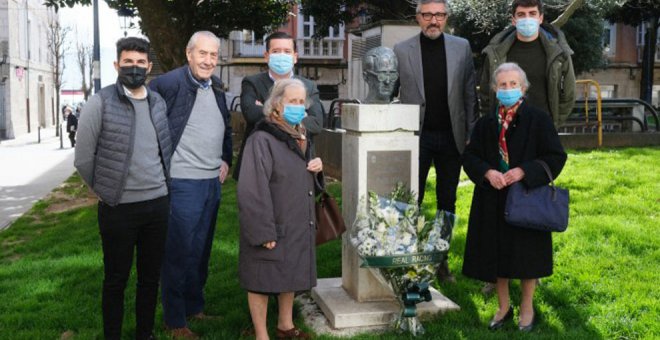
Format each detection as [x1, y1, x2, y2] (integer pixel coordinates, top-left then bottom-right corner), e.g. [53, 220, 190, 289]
[282, 104, 306, 125]
[497, 88, 523, 107]
[268, 53, 294, 75]
[516, 18, 540, 38]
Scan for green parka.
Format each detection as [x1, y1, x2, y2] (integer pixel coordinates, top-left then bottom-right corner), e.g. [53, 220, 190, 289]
[478, 23, 576, 126]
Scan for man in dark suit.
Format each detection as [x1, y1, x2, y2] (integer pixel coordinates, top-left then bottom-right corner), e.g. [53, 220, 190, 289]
[394, 0, 477, 282]
[234, 32, 323, 180]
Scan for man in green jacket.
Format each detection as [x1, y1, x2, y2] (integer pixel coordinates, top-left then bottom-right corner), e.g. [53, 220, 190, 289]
[478, 0, 575, 126]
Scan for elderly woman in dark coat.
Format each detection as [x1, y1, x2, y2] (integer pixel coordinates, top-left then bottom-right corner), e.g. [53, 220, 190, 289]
[462, 62, 567, 332]
[238, 78, 322, 340]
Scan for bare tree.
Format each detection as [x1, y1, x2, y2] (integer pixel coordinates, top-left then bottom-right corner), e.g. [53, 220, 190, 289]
[47, 18, 70, 143]
[76, 40, 92, 101]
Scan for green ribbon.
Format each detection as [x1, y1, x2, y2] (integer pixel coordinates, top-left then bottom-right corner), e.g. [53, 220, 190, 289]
[360, 251, 446, 268]
[402, 282, 432, 317]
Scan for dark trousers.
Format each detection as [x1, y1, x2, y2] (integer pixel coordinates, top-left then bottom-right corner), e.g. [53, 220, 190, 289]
[161, 178, 220, 328]
[418, 129, 462, 213]
[68, 131, 76, 147]
[98, 195, 169, 340]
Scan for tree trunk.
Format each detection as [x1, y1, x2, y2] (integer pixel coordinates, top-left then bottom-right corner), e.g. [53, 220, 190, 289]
[133, 0, 191, 71]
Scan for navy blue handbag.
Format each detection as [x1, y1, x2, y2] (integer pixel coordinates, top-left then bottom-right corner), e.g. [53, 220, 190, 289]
[504, 160, 569, 232]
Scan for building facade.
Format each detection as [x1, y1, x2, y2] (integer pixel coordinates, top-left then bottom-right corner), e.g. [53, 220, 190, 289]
[579, 22, 660, 107]
[0, 0, 57, 140]
[217, 5, 352, 113]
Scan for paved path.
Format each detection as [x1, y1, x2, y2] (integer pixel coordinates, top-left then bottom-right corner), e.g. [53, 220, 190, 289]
[0, 127, 75, 230]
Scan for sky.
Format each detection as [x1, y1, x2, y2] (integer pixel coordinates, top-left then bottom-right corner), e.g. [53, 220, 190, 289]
[58, 3, 142, 91]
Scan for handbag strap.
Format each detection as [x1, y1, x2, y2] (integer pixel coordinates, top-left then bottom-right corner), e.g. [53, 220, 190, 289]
[313, 172, 326, 194]
[535, 160, 555, 188]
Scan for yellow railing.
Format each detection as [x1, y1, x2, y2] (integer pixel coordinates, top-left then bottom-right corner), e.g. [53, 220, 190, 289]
[575, 79, 603, 147]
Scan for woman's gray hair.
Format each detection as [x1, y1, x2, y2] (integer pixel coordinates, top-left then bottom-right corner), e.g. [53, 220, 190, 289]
[491, 62, 530, 91]
[416, 0, 451, 14]
[186, 31, 221, 52]
[263, 78, 310, 117]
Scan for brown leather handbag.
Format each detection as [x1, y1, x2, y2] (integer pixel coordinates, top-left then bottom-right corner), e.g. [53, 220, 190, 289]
[314, 177, 346, 246]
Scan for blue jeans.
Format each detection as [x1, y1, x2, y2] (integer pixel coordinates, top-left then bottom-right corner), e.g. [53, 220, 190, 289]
[418, 129, 462, 213]
[161, 178, 221, 328]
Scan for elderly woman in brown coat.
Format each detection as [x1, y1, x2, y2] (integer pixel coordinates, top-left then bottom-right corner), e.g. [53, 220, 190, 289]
[237, 78, 322, 340]
[462, 63, 567, 332]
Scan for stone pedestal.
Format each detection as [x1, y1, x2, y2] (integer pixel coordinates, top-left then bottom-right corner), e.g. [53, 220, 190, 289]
[340, 103, 419, 302]
[311, 103, 459, 330]
[312, 278, 460, 329]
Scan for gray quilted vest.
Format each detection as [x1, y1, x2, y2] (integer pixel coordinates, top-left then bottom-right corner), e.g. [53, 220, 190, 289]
[94, 82, 172, 206]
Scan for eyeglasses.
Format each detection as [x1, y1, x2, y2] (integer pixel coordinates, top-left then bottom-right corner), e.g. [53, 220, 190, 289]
[366, 70, 398, 82]
[419, 12, 448, 21]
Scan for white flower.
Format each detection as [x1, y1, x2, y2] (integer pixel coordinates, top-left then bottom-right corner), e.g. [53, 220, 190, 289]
[416, 216, 426, 233]
[435, 239, 450, 252]
[383, 207, 400, 227]
[400, 233, 412, 247]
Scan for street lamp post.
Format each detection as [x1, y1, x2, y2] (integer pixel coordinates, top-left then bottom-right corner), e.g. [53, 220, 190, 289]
[92, 0, 101, 93]
[117, 7, 135, 37]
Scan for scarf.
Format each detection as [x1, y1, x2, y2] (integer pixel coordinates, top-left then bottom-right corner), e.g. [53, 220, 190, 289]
[265, 114, 307, 154]
[497, 100, 522, 172]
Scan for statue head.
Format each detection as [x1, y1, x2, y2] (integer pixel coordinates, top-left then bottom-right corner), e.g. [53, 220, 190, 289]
[362, 46, 398, 104]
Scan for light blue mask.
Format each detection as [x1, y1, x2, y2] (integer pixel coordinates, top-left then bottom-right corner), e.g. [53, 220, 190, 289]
[282, 104, 306, 125]
[516, 18, 540, 38]
[268, 53, 294, 75]
[497, 88, 523, 107]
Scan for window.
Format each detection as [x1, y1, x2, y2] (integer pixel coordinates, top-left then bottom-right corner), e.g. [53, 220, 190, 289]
[599, 85, 617, 99]
[602, 22, 616, 57]
[652, 85, 660, 108]
[636, 23, 660, 46]
[296, 7, 345, 58]
[636, 23, 660, 62]
[577, 84, 616, 100]
[242, 30, 255, 43]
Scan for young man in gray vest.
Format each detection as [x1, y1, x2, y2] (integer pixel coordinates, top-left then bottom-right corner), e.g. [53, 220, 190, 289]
[149, 31, 232, 339]
[75, 37, 172, 340]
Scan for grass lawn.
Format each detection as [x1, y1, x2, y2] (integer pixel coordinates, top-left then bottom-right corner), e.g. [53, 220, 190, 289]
[0, 147, 658, 339]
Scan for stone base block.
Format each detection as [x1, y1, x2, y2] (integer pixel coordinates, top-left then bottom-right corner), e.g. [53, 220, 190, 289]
[311, 277, 460, 329]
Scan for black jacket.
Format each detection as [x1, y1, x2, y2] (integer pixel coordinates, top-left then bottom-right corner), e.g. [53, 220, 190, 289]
[66, 114, 78, 133]
[462, 101, 567, 282]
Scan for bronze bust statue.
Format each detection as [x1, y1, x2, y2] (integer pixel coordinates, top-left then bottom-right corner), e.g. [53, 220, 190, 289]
[362, 47, 399, 104]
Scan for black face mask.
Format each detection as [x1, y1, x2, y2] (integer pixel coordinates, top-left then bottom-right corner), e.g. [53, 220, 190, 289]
[118, 66, 148, 89]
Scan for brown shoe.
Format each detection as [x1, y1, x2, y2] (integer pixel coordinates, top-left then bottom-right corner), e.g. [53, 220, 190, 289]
[276, 327, 312, 339]
[166, 327, 200, 340]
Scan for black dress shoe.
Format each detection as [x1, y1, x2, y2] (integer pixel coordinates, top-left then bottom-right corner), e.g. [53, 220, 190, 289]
[488, 306, 513, 330]
[518, 312, 535, 332]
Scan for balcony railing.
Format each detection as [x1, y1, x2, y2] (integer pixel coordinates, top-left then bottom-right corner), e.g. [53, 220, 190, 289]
[232, 40, 266, 58]
[297, 38, 344, 59]
[231, 37, 345, 59]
